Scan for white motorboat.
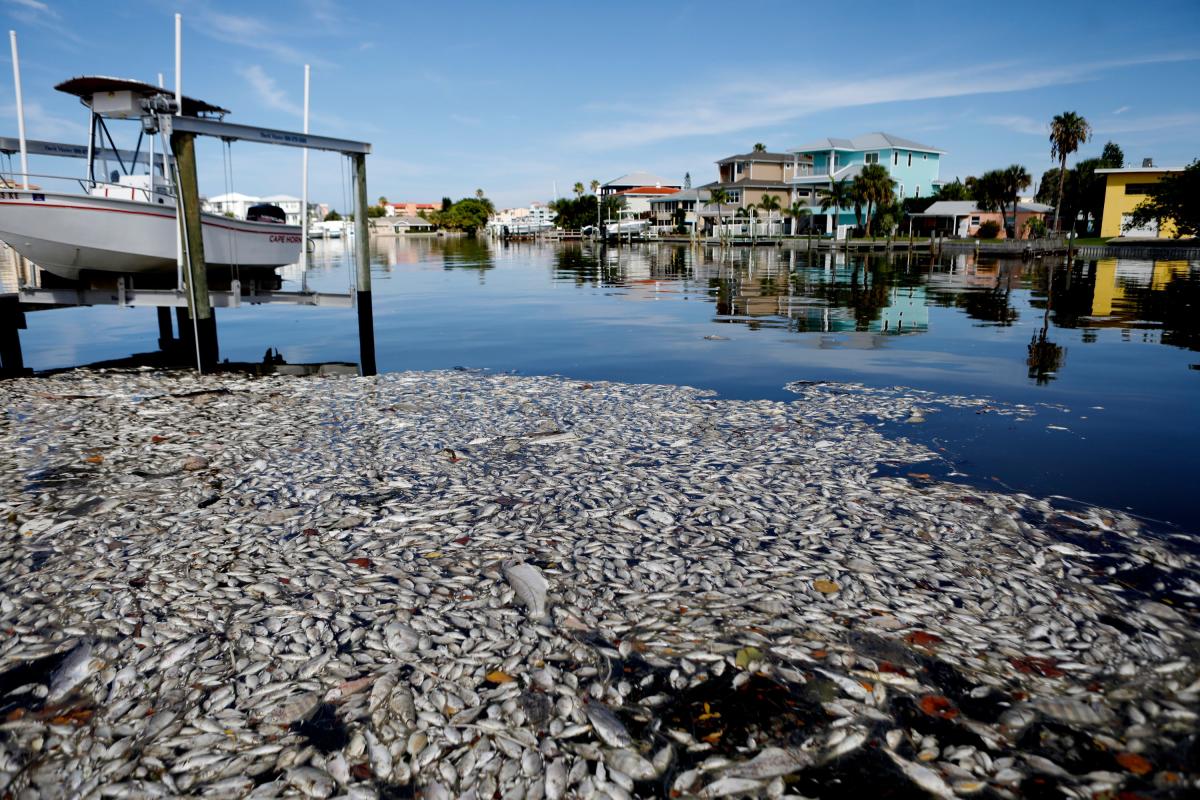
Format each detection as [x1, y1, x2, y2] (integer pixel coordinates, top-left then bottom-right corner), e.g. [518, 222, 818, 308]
[0, 76, 301, 280]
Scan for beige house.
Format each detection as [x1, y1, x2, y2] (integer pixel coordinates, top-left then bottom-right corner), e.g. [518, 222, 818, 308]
[700, 151, 814, 216]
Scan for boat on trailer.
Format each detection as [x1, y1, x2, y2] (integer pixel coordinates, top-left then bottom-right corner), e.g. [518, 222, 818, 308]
[0, 76, 301, 280]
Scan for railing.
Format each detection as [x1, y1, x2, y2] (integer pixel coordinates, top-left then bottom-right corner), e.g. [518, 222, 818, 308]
[1074, 244, 1200, 259]
[0, 170, 177, 204]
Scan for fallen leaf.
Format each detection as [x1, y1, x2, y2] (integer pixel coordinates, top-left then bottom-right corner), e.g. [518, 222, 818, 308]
[734, 647, 763, 669]
[346, 558, 373, 568]
[1009, 656, 1064, 678]
[486, 671, 515, 684]
[919, 695, 958, 719]
[302, 528, 319, 537]
[1116, 752, 1153, 776]
[427, 552, 443, 559]
[350, 763, 372, 780]
[811, 650, 828, 659]
[701, 730, 723, 743]
[813, 579, 840, 593]
[454, 536, 470, 545]
[151, 435, 167, 443]
[84, 454, 104, 464]
[905, 631, 943, 647]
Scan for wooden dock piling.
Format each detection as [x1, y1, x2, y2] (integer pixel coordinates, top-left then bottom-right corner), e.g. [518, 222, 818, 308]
[170, 130, 219, 369]
[352, 153, 376, 377]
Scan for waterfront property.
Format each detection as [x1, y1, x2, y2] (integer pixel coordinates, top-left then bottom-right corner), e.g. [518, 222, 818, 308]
[384, 201, 438, 217]
[911, 200, 1053, 239]
[600, 171, 681, 198]
[648, 188, 711, 233]
[699, 151, 805, 214]
[785, 132, 944, 232]
[615, 185, 679, 217]
[1096, 164, 1183, 238]
[206, 192, 314, 226]
[380, 215, 436, 235]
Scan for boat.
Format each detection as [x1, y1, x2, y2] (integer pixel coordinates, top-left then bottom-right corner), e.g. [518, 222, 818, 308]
[0, 76, 302, 280]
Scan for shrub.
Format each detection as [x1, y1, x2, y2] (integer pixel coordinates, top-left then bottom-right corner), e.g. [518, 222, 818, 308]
[976, 220, 1001, 239]
[1023, 217, 1047, 239]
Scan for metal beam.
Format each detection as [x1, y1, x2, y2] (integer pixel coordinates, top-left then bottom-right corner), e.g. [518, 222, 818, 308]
[0, 136, 166, 166]
[17, 287, 353, 309]
[163, 115, 370, 155]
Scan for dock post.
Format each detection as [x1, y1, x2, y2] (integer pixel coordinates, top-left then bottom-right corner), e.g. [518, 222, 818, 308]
[0, 296, 25, 376]
[352, 153, 376, 377]
[170, 130, 219, 370]
[156, 306, 174, 351]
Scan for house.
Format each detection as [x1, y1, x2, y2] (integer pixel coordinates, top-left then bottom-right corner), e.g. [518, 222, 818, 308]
[385, 201, 438, 217]
[1096, 163, 1184, 238]
[616, 185, 679, 216]
[693, 151, 802, 225]
[261, 194, 304, 226]
[648, 188, 711, 232]
[388, 216, 436, 234]
[785, 132, 944, 232]
[601, 172, 681, 198]
[910, 200, 1053, 239]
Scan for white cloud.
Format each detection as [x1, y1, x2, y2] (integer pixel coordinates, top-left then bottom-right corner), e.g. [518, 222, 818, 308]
[197, 10, 310, 65]
[8, 0, 53, 15]
[570, 53, 1199, 150]
[984, 115, 1046, 135]
[239, 65, 301, 117]
[1112, 105, 1131, 115]
[0, 100, 83, 140]
[1093, 112, 1200, 134]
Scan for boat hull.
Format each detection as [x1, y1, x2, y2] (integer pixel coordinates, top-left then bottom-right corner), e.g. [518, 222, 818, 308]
[0, 191, 301, 280]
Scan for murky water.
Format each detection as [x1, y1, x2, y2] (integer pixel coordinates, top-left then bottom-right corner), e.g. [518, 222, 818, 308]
[18, 237, 1200, 530]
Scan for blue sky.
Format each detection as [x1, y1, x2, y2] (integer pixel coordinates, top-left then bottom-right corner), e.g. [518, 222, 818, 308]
[2, 0, 1198, 210]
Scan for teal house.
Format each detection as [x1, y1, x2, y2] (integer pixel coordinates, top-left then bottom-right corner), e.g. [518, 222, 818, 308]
[785, 132, 944, 233]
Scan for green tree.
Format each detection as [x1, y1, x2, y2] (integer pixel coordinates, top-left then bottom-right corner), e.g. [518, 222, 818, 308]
[858, 163, 896, 237]
[818, 179, 852, 233]
[975, 169, 1009, 235]
[442, 197, 453, 212]
[1127, 159, 1200, 238]
[1003, 164, 1032, 238]
[367, 204, 387, 218]
[708, 187, 729, 242]
[752, 143, 766, 152]
[323, 209, 341, 222]
[377, 196, 388, 207]
[684, 172, 691, 189]
[572, 181, 585, 198]
[934, 179, 971, 201]
[1101, 141, 1124, 168]
[785, 200, 810, 237]
[475, 188, 485, 200]
[589, 179, 599, 195]
[1049, 111, 1091, 232]
[758, 193, 781, 234]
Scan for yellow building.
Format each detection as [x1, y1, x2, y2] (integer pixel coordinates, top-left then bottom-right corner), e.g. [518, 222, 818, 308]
[1096, 166, 1183, 238]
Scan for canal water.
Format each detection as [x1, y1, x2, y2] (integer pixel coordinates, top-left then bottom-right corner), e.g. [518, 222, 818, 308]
[19, 237, 1200, 532]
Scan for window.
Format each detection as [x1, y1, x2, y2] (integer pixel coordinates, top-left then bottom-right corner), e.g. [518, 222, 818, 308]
[970, 216, 981, 226]
[864, 152, 879, 165]
[914, 186, 920, 198]
[893, 152, 899, 166]
[907, 153, 912, 167]
[898, 184, 905, 199]
[923, 154, 928, 160]
[1124, 183, 1158, 195]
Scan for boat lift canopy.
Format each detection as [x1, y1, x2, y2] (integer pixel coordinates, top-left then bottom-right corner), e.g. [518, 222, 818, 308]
[56, 75, 229, 118]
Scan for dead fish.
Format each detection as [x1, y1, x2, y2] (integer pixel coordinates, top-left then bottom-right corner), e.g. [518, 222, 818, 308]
[47, 640, 102, 703]
[885, 750, 954, 799]
[725, 747, 811, 779]
[699, 776, 763, 797]
[261, 691, 321, 727]
[503, 561, 550, 622]
[584, 702, 633, 748]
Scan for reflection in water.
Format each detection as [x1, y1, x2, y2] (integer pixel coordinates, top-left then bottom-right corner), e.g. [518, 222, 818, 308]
[538, 241, 1200, 378]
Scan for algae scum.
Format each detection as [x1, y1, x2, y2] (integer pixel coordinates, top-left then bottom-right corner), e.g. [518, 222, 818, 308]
[0, 369, 1197, 798]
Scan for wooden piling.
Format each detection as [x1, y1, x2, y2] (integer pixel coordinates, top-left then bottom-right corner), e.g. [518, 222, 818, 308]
[170, 130, 219, 369]
[0, 296, 25, 375]
[352, 153, 376, 377]
[156, 307, 174, 351]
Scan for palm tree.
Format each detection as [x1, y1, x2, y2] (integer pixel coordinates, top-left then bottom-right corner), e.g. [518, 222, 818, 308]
[475, 188, 485, 200]
[758, 194, 781, 237]
[573, 181, 585, 198]
[850, 176, 868, 233]
[377, 196, 389, 207]
[1049, 112, 1091, 232]
[708, 187, 729, 243]
[858, 163, 896, 237]
[752, 143, 766, 152]
[818, 179, 852, 235]
[589, 179, 599, 195]
[975, 169, 1009, 236]
[785, 200, 810, 236]
[1003, 164, 1032, 238]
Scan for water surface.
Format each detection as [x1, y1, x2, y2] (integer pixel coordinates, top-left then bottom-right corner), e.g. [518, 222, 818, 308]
[19, 238, 1200, 530]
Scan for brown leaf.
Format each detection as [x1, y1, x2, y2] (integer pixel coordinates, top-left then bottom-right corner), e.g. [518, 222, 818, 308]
[1009, 656, 1064, 678]
[151, 435, 167, 443]
[813, 579, 840, 594]
[485, 671, 515, 684]
[454, 536, 470, 545]
[346, 558, 372, 568]
[1116, 752, 1153, 776]
[84, 454, 104, 464]
[350, 762, 373, 780]
[919, 695, 958, 720]
[905, 631, 943, 647]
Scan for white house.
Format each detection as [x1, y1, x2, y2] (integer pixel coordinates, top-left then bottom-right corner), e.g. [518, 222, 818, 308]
[205, 192, 316, 225]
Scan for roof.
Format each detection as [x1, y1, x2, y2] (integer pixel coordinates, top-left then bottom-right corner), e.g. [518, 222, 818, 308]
[716, 152, 795, 164]
[788, 132, 944, 155]
[55, 75, 228, 118]
[262, 194, 301, 202]
[648, 188, 711, 204]
[915, 200, 1054, 216]
[790, 164, 865, 183]
[603, 171, 679, 188]
[393, 215, 434, 226]
[701, 178, 793, 189]
[1095, 167, 1185, 174]
[208, 192, 259, 203]
[618, 186, 679, 195]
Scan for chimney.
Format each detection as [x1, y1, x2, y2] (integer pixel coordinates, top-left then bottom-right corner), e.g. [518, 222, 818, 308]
[1142, 157, 1154, 168]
